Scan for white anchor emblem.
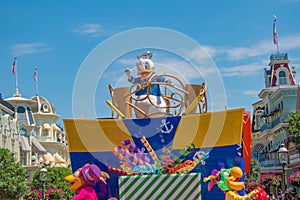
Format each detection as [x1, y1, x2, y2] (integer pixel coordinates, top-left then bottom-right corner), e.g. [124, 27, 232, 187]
[236, 144, 242, 156]
[160, 119, 173, 134]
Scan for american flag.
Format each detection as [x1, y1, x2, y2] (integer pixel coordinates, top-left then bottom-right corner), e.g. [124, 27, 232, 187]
[34, 68, 38, 81]
[11, 57, 16, 74]
[273, 18, 278, 45]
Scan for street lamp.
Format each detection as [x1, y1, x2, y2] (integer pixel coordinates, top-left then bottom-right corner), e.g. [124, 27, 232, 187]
[39, 167, 48, 200]
[278, 143, 288, 192]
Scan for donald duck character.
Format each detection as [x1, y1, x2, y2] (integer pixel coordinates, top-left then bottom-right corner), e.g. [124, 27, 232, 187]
[125, 51, 170, 118]
[65, 163, 109, 200]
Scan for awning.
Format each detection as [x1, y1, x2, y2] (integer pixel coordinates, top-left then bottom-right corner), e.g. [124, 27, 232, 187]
[20, 136, 30, 152]
[31, 137, 47, 154]
[253, 143, 264, 152]
[43, 152, 55, 162]
[54, 152, 66, 164]
[53, 124, 61, 131]
[42, 123, 51, 131]
[270, 139, 285, 152]
[259, 142, 269, 154]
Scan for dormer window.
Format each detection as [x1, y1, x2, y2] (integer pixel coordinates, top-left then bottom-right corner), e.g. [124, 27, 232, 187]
[17, 106, 27, 124]
[279, 71, 286, 85]
[41, 103, 50, 113]
[17, 106, 25, 113]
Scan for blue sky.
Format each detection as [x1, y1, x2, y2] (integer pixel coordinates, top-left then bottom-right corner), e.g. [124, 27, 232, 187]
[1, 1, 300, 126]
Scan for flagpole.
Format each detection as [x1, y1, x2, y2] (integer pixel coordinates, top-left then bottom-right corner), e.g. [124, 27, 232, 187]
[14, 56, 20, 97]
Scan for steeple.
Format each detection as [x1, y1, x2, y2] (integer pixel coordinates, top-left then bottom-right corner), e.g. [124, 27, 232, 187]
[263, 16, 297, 88]
[266, 53, 296, 87]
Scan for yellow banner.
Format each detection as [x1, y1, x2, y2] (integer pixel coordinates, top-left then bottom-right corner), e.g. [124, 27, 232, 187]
[64, 108, 244, 152]
[172, 108, 244, 149]
[64, 119, 133, 152]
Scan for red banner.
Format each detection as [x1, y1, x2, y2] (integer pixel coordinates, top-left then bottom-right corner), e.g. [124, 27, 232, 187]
[242, 112, 252, 173]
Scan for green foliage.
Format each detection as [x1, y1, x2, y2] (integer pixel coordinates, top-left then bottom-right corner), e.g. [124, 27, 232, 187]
[0, 148, 28, 199]
[245, 159, 262, 193]
[245, 159, 261, 182]
[287, 110, 300, 153]
[30, 166, 75, 199]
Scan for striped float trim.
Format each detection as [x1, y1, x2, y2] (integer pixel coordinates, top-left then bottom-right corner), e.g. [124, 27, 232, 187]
[119, 173, 201, 200]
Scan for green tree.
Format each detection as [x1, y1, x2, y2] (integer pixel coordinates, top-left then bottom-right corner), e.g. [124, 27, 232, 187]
[0, 148, 28, 199]
[287, 110, 300, 153]
[30, 166, 75, 199]
[244, 159, 262, 193]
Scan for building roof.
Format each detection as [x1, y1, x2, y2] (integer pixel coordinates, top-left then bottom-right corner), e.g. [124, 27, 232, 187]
[31, 137, 47, 154]
[0, 94, 14, 112]
[5, 96, 36, 106]
[30, 95, 56, 114]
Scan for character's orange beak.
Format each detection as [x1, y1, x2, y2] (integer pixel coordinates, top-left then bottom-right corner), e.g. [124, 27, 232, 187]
[65, 168, 85, 191]
[226, 167, 244, 191]
[137, 68, 154, 80]
[226, 176, 245, 191]
[100, 172, 110, 185]
[65, 174, 83, 191]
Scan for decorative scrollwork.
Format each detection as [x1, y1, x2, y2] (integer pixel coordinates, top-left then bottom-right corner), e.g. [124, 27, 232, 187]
[127, 74, 188, 117]
[108, 77, 208, 118]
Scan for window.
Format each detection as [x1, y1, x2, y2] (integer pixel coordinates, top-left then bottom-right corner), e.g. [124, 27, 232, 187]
[17, 106, 25, 113]
[17, 106, 27, 124]
[279, 71, 286, 85]
[27, 107, 35, 125]
[42, 130, 49, 136]
[20, 128, 28, 137]
[19, 147, 26, 166]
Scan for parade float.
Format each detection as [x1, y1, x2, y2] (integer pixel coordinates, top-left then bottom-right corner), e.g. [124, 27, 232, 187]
[64, 51, 257, 199]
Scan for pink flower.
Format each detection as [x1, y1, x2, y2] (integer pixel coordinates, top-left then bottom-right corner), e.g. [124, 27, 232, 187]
[288, 170, 300, 186]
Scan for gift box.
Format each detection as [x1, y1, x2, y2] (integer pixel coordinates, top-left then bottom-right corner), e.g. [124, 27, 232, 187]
[119, 173, 201, 200]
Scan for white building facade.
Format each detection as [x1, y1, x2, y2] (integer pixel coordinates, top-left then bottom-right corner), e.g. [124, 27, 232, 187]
[0, 91, 69, 182]
[252, 52, 300, 175]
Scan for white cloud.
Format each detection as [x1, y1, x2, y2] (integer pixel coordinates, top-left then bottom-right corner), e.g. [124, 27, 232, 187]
[118, 58, 137, 65]
[185, 46, 217, 62]
[220, 62, 266, 77]
[280, 34, 300, 50]
[11, 43, 51, 55]
[72, 23, 105, 37]
[196, 34, 300, 61]
[244, 90, 260, 96]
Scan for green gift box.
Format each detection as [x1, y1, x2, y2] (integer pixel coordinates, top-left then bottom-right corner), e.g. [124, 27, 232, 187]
[119, 172, 201, 200]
